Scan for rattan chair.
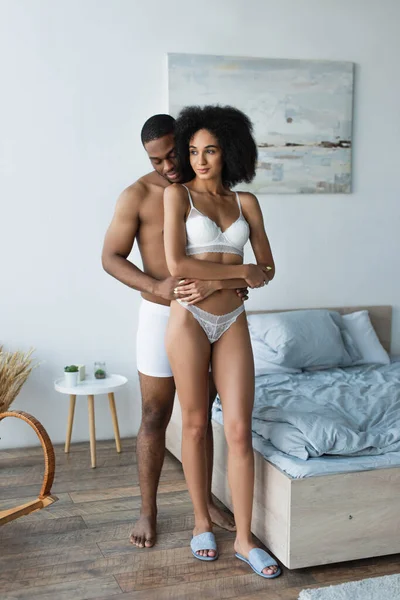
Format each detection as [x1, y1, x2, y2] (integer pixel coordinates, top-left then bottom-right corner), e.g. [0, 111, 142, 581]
[0, 411, 58, 525]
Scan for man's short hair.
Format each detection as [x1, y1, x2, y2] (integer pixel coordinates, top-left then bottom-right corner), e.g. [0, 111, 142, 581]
[141, 114, 175, 145]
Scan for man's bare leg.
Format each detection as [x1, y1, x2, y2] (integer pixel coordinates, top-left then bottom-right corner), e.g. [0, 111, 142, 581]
[130, 373, 175, 548]
[206, 374, 236, 532]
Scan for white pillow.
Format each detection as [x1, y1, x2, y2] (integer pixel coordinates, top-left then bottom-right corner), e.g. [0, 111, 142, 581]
[341, 311, 390, 365]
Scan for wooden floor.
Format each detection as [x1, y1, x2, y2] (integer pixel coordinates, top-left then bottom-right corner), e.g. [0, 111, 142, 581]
[1, 439, 400, 600]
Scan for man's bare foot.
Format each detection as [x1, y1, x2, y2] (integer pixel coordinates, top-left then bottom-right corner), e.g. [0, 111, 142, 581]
[208, 502, 236, 532]
[130, 514, 156, 549]
[234, 539, 279, 577]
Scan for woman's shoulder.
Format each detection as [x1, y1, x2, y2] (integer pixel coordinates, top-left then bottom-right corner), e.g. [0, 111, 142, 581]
[164, 183, 189, 198]
[235, 191, 262, 222]
[164, 184, 192, 213]
[235, 190, 259, 205]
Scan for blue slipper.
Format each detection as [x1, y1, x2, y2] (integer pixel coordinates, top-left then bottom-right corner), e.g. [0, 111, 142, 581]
[190, 532, 218, 562]
[235, 548, 281, 578]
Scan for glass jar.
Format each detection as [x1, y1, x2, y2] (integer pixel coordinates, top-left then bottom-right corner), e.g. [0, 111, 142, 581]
[94, 361, 107, 379]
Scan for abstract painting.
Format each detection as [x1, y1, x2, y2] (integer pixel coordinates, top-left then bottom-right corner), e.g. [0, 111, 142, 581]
[168, 53, 354, 194]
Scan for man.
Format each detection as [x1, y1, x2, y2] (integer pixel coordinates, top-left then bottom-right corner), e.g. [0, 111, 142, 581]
[102, 114, 246, 549]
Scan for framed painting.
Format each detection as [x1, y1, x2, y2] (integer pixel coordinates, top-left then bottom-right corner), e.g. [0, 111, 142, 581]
[168, 53, 354, 194]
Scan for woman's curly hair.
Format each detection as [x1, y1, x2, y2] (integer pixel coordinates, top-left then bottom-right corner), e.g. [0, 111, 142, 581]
[174, 105, 258, 187]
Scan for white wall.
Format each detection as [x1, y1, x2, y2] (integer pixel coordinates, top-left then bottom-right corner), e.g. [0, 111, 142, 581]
[1, 0, 399, 449]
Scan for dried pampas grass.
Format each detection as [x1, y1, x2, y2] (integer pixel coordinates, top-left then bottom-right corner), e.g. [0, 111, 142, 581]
[0, 347, 38, 413]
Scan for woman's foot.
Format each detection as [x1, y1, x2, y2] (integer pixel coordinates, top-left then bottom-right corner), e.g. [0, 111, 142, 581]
[130, 513, 156, 548]
[208, 502, 236, 531]
[193, 521, 216, 558]
[234, 539, 279, 577]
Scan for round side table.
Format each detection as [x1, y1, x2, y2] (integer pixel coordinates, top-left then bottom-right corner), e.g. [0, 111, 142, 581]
[54, 374, 127, 468]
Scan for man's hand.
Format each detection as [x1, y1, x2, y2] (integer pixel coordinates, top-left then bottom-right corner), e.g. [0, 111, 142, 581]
[154, 276, 185, 301]
[173, 279, 220, 305]
[236, 287, 249, 301]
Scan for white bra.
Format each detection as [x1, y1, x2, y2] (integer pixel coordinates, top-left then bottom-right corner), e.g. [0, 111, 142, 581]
[182, 185, 250, 258]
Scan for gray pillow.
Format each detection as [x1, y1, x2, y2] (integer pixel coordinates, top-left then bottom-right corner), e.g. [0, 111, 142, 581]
[247, 310, 353, 370]
[329, 311, 362, 363]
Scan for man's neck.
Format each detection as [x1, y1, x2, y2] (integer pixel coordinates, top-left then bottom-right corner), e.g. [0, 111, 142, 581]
[141, 170, 171, 189]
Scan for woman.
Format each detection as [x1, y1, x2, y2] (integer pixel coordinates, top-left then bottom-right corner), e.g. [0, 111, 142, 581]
[164, 105, 280, 579]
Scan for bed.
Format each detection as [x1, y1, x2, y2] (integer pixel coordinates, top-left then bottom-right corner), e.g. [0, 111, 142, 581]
[166, 305, 400, 569]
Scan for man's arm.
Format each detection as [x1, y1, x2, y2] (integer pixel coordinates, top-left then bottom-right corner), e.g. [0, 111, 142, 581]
[101, 183, 178, 300]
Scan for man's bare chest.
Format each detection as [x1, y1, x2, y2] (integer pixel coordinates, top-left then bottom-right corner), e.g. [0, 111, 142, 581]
[138, 197, 165, 242]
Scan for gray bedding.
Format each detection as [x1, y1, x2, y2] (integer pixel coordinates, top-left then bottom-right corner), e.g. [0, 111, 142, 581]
[213, 361, 400, 477]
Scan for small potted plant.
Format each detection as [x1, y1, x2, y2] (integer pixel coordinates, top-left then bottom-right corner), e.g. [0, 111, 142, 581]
[64, 365, 79, 386]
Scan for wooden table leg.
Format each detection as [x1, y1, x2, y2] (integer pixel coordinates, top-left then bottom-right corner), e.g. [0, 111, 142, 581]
[88, 395, 96, 468]
[65, 395, 76, 453]
[108, 392, 121, 453]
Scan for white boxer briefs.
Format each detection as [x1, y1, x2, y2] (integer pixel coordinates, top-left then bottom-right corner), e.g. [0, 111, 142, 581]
[136, 299, 173, 377]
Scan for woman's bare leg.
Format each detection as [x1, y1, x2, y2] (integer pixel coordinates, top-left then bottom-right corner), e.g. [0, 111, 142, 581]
[212, 313, 278, 575]
[206, 374, 236, 531]
[166, 305, 215, 557]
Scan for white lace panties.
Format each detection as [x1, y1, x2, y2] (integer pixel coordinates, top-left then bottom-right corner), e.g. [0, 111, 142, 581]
[177, 302, 245, 343]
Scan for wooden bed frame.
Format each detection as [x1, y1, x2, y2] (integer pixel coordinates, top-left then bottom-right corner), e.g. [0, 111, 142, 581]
[166, 305, 400, 569]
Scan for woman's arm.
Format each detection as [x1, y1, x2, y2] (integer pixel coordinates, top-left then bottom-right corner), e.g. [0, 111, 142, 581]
[164, 184, 265, 284]
[240, 192, 275, 282]
[174, 277, 249, 305]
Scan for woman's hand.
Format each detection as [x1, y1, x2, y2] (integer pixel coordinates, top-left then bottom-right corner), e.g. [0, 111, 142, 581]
[173, 279, 221, 305]
[243, 264, 270, 288]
